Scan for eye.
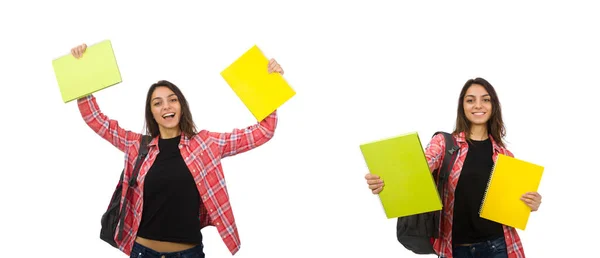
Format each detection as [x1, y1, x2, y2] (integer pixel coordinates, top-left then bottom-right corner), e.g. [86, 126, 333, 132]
[466, 99, 473, 103]
[170, 98, 178, 102]
[484, 98, 491, 102]
[153, 102, 161, 106]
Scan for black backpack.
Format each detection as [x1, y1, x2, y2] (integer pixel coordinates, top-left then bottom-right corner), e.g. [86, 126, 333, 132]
[100, 135, 152, 248]
[395, 131, 459, 255]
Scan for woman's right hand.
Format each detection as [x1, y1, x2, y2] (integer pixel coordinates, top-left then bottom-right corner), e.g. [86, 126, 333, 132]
[71, 43, 87, 59]
[365, 173, 384, 194]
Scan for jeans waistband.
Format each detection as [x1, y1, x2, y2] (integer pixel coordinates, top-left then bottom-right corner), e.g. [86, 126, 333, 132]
[130, 241, 204, 258]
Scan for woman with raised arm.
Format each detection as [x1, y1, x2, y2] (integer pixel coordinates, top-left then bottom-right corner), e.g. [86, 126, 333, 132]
[72, 43, 285, 258]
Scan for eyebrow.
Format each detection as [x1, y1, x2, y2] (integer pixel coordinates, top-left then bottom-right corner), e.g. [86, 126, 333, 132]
[465, 94, 490, 98]
[152, 93, 177, 102]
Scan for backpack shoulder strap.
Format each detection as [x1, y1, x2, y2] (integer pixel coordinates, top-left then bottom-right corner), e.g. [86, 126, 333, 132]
[433, 131, 459, 184]
[431, 131, 459, 241]
[118, 135, 151, 241]
[128, 135, 152, 187]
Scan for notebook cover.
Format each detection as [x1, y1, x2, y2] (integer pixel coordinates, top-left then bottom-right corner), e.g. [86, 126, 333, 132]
[220, 45, 295, 121]
[52, 40, 122, 103]
[360, 132, 443, 219]
[479, 154, 544, 230]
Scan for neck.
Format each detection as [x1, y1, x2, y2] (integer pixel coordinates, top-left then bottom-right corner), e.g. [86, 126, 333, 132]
[469, 124, 488, 140]
[159, 128, 181, 139]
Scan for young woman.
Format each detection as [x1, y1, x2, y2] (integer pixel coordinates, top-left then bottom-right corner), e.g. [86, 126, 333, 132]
[364, 78, 542, 258]
[71, 43, 285, 258]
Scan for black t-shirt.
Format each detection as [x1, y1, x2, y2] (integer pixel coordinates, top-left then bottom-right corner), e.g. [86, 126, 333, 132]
[137, 135, 203, 244]
[452, 138, 504, 245]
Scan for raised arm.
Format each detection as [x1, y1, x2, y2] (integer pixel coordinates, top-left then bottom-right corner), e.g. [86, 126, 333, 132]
[206, 57, 284, 158]
[77, 94, 141, 152]
[207, 111, 278, 158]
[71, 43, 140, 152]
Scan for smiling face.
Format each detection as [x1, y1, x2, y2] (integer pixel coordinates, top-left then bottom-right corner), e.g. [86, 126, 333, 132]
[463, 83, 492, 126]
[454, 78, 506, 147]
[150, 86, 182, 137]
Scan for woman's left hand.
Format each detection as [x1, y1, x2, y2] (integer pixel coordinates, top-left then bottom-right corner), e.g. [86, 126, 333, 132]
[268, 58, 284, 75]
[521, 192, 542, 211]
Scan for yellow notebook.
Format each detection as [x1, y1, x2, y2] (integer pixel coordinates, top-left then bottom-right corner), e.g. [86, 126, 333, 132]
[360, 132, 442, 219]
[220, 45, 295, 121]
[52, 40, 122, 103]
[479, 154, 544, 230]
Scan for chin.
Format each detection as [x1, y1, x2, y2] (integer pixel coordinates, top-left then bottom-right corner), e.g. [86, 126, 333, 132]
[468, 117, 490, 125]
[159, 123, 180, 130]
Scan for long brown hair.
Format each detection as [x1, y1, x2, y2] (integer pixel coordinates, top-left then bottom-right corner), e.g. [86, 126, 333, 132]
[453, 77, 506, 148]
[144, 80, 197, 138]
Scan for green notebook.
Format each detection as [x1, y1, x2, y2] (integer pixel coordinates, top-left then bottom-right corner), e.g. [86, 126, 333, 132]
[360, 132, 442, 219]
[52, 40, 122, 103]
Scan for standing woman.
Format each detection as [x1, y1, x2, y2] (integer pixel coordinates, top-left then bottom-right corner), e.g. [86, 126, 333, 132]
[71, 43, 285, 258]
[364, 78, 542, 258]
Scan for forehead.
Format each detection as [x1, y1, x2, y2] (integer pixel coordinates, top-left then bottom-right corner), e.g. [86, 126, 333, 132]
[465, 84, 489, 97]
[151, 86, 176, 99]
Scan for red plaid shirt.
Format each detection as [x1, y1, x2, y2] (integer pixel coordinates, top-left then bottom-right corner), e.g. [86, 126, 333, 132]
[426, 132, 526, 258]
[77, 95, 277, 256]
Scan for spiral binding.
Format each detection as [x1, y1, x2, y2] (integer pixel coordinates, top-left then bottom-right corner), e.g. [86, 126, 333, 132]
[479, 160, 497, 216]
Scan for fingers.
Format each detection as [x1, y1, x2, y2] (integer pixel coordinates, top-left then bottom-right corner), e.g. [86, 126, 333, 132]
[365, 173, 384, 194]
[520, 194, 539, 211]
[71, 43, 87, 59]
[267, 58, 284, 75]
[367, 179, 382, 185]
[364, 173, 380, 180]
[520, 196, 535, 205]
[522, 192, 542, 202]
[365, 174, 383, 186]
[368, 182, 384, 189]
[372, 186, 383, 194]
[524, 202, 538, 211]
[268, 59, 277, 73]
[520, 193, 537, 203]
[523, 192, 539, 197]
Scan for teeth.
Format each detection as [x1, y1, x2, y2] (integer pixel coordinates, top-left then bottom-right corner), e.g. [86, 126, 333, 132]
[473, 112, 485, 115]
[162, 113, 175, 118]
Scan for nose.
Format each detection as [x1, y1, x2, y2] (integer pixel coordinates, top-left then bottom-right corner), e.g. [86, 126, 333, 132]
[162, 101, 172, 111]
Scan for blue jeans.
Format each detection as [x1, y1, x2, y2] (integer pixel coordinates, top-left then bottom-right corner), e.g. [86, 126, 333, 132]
[129, 242, 205, 258]
[452, 236, 508, 258]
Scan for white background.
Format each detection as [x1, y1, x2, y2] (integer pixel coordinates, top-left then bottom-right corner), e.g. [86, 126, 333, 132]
[1, 0, 598, 257]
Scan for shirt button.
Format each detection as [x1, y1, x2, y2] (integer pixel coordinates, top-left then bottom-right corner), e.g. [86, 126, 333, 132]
[178, 144, 182, 149]
[216, 222, 220, 226]
[210, 209, 213, 212]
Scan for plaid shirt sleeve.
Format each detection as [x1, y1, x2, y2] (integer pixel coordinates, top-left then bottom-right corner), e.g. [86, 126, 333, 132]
[77, 95, 141, 152]
[207, 110, 278, 158]
[425, 133, 445, 173]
